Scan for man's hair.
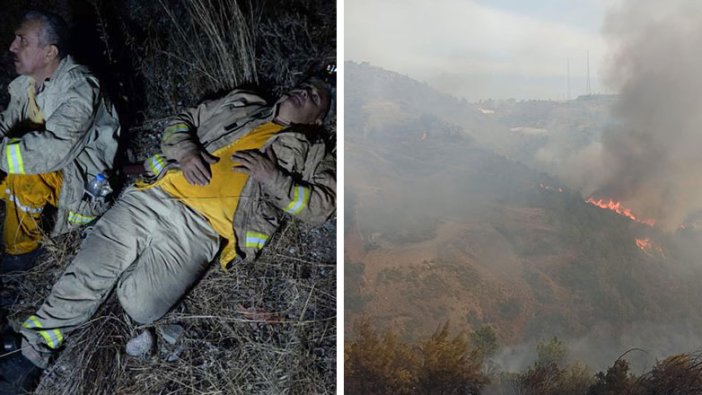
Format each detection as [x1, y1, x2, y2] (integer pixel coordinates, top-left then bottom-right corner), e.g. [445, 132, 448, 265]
[308, 64, 337, 124]
[21, 10, 70, 59]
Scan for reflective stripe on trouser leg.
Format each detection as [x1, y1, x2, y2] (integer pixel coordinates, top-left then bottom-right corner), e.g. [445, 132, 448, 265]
[1, 172, 62, 255]
[19, 314, 62, 369]
[20, 315, 64, 350]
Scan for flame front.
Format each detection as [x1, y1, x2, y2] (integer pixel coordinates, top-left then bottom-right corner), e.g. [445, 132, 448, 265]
[586, 198, 655, 226]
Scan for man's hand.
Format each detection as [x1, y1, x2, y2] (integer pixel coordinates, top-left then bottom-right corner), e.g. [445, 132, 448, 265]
[232, 148, 279, 182]
[179, 150, 219, 185]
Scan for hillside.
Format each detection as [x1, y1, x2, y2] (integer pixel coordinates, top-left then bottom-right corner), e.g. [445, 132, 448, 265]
[345, 61, 702, 371]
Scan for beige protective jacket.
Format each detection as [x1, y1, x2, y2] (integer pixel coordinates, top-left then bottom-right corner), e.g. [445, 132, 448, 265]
[0, 56, 121, 233]
[145, 89, 336, 264]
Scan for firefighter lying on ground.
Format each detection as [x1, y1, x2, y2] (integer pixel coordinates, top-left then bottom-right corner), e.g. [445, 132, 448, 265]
[4, 75, 335, 387]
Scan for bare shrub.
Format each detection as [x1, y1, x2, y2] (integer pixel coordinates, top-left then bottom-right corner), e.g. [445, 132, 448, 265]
[634, 353, 702, 395]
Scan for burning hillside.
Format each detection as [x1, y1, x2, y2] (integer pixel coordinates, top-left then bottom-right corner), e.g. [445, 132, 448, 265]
[586, 197, 656, 226]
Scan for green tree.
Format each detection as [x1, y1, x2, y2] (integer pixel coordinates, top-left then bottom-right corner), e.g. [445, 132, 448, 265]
[416, 322, 488, 394]
[559, 362, 595, 395]
[517, 337, 594, 395]
[471, 325, 499, 359]
[519, 362, 562, 395]
[536, 336, 567, 368]
[586, 359, 635, 395]
[345, 319, 418, 394]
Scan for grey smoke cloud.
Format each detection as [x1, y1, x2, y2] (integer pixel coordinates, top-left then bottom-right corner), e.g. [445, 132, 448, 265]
[594, 0, 702, 229]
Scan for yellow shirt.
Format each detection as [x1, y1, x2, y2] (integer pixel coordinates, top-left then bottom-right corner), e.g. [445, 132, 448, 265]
[27, 78, 45, 125]
[146, 121, 284, 268]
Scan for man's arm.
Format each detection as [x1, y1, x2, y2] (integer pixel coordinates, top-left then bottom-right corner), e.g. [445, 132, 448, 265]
[161, 90, 268, 185]
[0, 104, 21, 138]
[0, 82, 97, 175]
[233, 145, 336, 225]
[160, 102, 218, 185]
[0, 79, 25, 138]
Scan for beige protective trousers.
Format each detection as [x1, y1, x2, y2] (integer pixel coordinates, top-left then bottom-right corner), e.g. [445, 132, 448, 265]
[20, 186, 219, 368]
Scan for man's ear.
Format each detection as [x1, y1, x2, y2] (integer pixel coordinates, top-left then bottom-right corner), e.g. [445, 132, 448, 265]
[45, 45, 59, 61]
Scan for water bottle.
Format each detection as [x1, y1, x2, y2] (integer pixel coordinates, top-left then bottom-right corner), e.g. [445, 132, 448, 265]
[86, 172, 112, 199]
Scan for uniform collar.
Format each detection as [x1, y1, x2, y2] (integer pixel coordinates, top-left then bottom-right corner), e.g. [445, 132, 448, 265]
[42, 56, 71, 89]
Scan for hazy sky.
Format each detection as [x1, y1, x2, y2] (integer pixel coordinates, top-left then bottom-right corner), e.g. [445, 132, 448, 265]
[346, 0, 613, 100]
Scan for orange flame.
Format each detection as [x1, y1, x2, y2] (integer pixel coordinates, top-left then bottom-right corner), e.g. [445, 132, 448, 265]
[586, 198, 655, 226]
[635, 237, 664, 257]
[635, 238, 651, 250]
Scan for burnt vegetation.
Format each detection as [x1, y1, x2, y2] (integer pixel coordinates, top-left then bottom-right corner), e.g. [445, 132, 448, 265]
[0, 0, 335, 393]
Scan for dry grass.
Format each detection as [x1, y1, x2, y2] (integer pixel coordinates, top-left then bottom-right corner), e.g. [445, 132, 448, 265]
[633, 352, 702, 395]
[3, 219, 335, 394]
[157, 0, 257, 90]
[254, 1, 336, 99]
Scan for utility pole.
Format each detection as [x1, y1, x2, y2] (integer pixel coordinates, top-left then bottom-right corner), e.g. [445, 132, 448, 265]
[586, 50, 592, 96]
[567, 57, 571, 100]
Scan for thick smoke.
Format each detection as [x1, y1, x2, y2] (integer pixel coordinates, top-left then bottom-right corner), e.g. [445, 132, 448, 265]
[595, 0, 702, 229]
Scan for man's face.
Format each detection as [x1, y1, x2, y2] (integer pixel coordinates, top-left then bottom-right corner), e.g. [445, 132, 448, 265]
[276, 80, 331, 125]
[9, 20, 50, 77]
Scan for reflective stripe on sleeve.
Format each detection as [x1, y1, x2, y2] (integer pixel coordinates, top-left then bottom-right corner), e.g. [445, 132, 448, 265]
[68, 211, 96, 225]
[245, 231, 269, 250]
[283, 185, 310, 216]
[163, 123, 190, 141]
[5, 189, 43, 214]
[6, 138, 25, 174]
[147, 154, 167, 175]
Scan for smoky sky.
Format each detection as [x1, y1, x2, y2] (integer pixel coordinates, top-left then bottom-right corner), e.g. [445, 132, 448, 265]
[346, 0, 607, 100]
[573, 0, 702, 229]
